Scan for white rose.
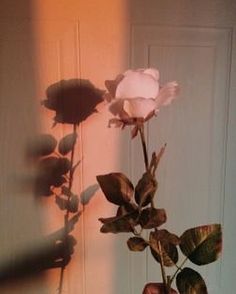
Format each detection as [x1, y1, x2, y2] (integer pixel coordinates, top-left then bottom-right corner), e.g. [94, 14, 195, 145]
[104, 68, 179, 126]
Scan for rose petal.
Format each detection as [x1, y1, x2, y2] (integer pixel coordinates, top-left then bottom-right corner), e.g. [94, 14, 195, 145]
[124, 68, 160, 81]
[156, 81, 179, 108]
[143, 68, 160, 81]
[116, 71, 159, 99]
[123, 98, 157, 119]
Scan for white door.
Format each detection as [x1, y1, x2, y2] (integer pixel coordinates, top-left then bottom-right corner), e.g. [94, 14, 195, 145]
[0, 1, 235, 294]
[129, 1, 236, 294]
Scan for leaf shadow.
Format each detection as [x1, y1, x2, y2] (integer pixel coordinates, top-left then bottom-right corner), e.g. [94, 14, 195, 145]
[0, 213, 80, 285]
[80, 184, 99, 206]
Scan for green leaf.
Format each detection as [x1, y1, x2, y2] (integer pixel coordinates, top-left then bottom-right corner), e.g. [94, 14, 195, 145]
[58, 133, 77, 155]
[149, 230, 180, 267]
[143, 283, 178, 294]
[180, 224, 222, 265]
[127, 237, 148, 251]
[135, 172, 157, 207]
[99, 211, 138, 234]
[139, 208, 167, 229]
[97, 173, 134, 205]
[176, 267, 208, 294]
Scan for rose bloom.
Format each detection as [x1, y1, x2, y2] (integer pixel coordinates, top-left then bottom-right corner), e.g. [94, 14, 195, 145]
[104, 68, 179, 128]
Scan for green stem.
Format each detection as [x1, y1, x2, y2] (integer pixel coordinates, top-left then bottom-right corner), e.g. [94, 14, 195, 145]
[138, 124, 149, 172]
[58, 123, 77, 294]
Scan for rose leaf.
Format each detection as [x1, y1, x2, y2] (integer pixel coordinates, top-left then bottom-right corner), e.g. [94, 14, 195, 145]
[116, 202, 138, 217]
[139, 208, 167, 229]
[97, 173, 134, 205]
[127, 237, 148, 252]
[99, 211, 138, 234]
[176, 267, 208, 294]
[149, 230, 179, 267]
[180, 224, 222, 265]
[135, 172, 157, 207]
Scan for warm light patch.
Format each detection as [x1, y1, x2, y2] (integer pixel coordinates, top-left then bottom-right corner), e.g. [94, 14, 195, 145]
[29, 0, 130, 293]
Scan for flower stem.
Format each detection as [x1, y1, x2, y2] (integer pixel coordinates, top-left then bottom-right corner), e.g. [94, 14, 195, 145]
[169, 256, 188, 285]
[138, 124, 149, 171]
[58, 123, 77, 294]
[138, 125, 169, 293]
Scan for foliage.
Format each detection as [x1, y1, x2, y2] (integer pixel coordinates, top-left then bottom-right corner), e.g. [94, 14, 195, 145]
[97, 139, 222, 293]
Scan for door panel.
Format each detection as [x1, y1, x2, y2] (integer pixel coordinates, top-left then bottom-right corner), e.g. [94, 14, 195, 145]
[131, 24, 231, 293]
[130, 1, 236, 293]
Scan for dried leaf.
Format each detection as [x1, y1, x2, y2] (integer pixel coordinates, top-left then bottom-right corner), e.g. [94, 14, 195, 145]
[127, 237, 148, 251]
[97, 173, 134, 205]
[180, 224, 222, 265]
[58, 133, 77, 155]
[176, 267, 208, 294]
[135, 172, 157, 207]
[149, 230, 180, 267]
[99, 211, 138, 234]
[139, 208, 167, 229]
[149, 144, 167, 175]
[116, 202, 138, 217]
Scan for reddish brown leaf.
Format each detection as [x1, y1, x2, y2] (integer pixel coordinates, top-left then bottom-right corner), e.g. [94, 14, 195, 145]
[127, 237, 148, 251]
[135, 172, 157, 207]
[97, 173, 134, 205]
[149, 230, 180, 267]
[139, 208, 167, 229]
[99, 211, 138, 234]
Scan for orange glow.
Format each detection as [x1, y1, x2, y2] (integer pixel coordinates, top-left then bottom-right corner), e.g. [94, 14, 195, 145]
[30, 0, 130, 293]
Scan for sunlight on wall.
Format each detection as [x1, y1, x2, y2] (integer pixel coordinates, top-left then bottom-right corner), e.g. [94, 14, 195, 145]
[30, 0, 130, 293]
